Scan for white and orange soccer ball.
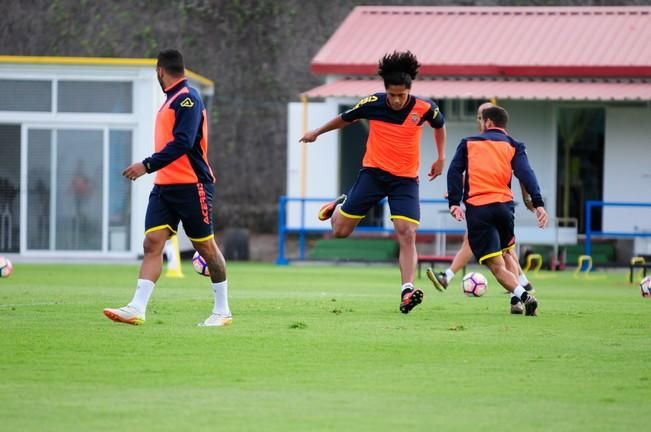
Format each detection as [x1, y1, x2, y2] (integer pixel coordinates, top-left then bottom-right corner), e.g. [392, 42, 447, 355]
[192, 251, 210, 277]
[0, 256, 13, 278]
[462, 272, 487, 297]
[640, 276, 651, 298]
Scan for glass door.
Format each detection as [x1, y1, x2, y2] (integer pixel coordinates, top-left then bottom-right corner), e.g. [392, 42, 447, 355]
[0, 124, 21, 253]
[55, 129, 104, 250]
[556, 108, 605, 233]
[25, 127, 132, 253]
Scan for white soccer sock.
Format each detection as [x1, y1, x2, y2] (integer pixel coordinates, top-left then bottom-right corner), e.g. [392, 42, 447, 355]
[445, 268, 455, 281]
[518, 273, 530, 286]
[402, 282, 414, 290]
[128, 279, 155, 314]
[212, 280, 231, 316]
[513, 285, 526, 300]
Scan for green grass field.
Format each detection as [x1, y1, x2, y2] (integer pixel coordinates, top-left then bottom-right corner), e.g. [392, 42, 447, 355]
[1, 262, 650, 431]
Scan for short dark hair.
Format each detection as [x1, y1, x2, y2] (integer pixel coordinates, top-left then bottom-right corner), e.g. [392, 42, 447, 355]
[157, 49, 185, 76]
[378, 51, 420, 89]
[482, 106, 509, 128]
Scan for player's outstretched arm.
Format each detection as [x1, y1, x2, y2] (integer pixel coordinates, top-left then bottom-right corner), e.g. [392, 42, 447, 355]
[299, 116, 349, 143]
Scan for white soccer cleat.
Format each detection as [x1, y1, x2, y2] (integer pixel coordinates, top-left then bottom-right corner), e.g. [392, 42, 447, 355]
[198, 313, 233, 327]
[103, 305, 145, 325]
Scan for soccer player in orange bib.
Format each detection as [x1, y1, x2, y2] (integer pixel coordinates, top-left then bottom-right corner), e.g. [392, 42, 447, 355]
[104, 49, 231, 327]
[428, 103, 537, 315]
[300, 51, 447, 314]
[446, 105, 548, 316]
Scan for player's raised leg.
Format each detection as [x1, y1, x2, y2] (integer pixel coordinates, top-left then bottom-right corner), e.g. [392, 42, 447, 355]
[318, 194, 347, 221]
[427, 233, 473, 291]
[330, 208, 363, 238]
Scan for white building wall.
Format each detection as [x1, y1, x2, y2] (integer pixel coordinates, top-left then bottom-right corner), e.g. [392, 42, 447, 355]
[603, 106, 651, 233]
[422, 100, 558, 240]
[286, 101, 339, 229]
[503, 100, 557, 224]
[129, 68, 161, 254]
[417, 117, 475, 232]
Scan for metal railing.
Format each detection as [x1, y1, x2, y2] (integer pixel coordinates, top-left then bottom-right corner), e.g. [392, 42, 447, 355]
[276, 196, 464, 265]
[584, 200, 651, 257]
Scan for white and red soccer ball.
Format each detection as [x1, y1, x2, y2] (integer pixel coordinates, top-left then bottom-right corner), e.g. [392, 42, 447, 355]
[640, 276, 651, 298]
[192, 251, 210, 277]
[0, 256, 12, 278]
[462, 272, 487, 297]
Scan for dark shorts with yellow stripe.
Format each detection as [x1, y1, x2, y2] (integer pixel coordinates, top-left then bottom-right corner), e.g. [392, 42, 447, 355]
[465, 201, 515, 264]
[145, 183, 214, 241]
[340, 167, 420, 224]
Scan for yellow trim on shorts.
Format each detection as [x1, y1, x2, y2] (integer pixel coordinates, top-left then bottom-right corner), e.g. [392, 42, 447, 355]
[188, 233, 215, 242]
[478, 250, 503, 264]
[144, 225, 176, 235]
[338, 208, 365, 219]
[502, 243, 516, 253]
[390, 215, 420, 225]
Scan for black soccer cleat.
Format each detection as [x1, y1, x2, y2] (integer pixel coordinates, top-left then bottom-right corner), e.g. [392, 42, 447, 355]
[426, 269, 448, 291]
[522, 293, 538, 316]
[510, 296, 524, 315]
[399, 288, 424, 314]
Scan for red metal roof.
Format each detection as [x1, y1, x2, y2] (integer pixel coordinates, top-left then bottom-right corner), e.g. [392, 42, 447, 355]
[302, 78, 651, 102]
[311, 6, 651, 78]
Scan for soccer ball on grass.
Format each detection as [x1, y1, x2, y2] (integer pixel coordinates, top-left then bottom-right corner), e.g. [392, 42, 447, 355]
[640, 276, 651, 298]
[462, 272, 487, 297]
[0, 256, 13, 278]
[192, 251, 210, 277]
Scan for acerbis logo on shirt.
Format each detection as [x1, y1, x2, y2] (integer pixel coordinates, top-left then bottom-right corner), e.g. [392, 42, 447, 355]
[180, 97, 194, 108]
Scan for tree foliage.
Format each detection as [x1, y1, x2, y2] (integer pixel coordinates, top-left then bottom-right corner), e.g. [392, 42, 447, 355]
[0, 0, 640, 231]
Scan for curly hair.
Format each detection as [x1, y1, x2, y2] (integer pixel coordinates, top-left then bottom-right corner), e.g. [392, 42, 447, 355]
[378, 51, 420, 89]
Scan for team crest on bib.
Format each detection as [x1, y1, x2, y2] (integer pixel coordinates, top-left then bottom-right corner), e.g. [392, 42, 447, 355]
[411, 113, 419, 123]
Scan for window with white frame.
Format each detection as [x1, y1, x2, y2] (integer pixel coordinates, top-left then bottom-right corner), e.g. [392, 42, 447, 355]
[58, 81, 133, 113]
[0, 79, 52, 112]
[0, 79, 133, 113]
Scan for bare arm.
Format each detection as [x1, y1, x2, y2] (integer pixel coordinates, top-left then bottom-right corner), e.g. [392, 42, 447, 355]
[299, 116, 350, 143]
[428, 125, 447, 181]
[519, 181, 534, 212]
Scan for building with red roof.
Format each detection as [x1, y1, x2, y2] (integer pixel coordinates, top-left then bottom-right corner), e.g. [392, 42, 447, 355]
[286, 6, 651, 259]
